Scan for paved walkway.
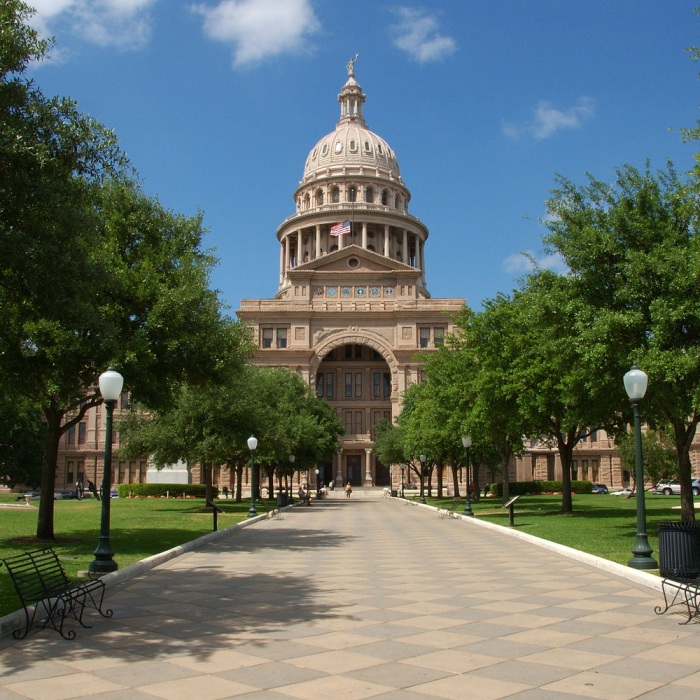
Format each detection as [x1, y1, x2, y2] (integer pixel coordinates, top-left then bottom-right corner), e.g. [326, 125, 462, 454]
[1, 494, 699, 699]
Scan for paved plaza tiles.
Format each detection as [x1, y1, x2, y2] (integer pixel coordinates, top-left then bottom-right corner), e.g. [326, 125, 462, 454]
[1, 493, 699, 700]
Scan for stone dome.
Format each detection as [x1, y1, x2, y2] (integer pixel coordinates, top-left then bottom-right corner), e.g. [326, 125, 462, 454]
[301, 73, 402, 184]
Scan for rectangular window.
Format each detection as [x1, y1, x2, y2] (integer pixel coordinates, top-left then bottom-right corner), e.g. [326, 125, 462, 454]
[373, 372, 381, 398]
[383, 372, 391, 398]
[355, 372, 362, 397]
[66, 461, 74, 485]
[420, 327, 430, 348]
[326, 372, 334, 399]
[345, 372, 353, 398]
[68, 425, 76, 445]
[434, 327, 445, 347]
[276, 328, 287, 348]
[316, 374, 324, 397]
[354, 411, 363, 434]
[78, 422, 86, 445]
[262, 328, 273, 348]
[344, 411, 353, 435]
[590, 429, 598, 443]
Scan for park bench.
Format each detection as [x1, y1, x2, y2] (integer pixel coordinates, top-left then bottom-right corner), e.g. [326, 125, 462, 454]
[2, 548, 113, 640]
[655, 577, 700, 624]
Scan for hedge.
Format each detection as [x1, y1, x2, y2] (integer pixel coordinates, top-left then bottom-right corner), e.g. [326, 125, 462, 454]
[116, 483, 214, 498]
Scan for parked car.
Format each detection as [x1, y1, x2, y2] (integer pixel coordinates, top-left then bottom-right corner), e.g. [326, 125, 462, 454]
[611, 487, 633, 496]
[19, 491, 40, 501]
[653, 480, 681, 495]
[591, 483, 608, 494]
[53, 489, 76, 500]
[653, 479, 700, 496]
[110, 489, 119, 498]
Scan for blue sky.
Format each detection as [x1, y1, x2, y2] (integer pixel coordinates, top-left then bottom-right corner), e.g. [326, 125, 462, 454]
[28, 0, 699, 312]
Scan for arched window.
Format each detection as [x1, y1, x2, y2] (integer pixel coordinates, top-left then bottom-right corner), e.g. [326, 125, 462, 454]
[316, 189, 324, 206]
[348, 187, 357, 203]
[381, 189, 388, 206]
[304, 193, 310, 210]
[366, 187, 374, 203]
[394, 194, 400, 209]
[331, 187, 340, 203]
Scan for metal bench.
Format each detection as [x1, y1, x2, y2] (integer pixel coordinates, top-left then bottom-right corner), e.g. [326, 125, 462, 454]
[655, 577, 700, 624]
[2, 548, 113, 640]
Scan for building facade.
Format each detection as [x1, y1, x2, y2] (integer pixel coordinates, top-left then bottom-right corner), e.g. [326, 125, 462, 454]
[237, 62, 465, 488]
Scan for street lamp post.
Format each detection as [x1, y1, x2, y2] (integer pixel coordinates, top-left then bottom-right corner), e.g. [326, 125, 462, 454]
[400, 463, 406, 499]
[419, 455, 426, 504]
[462, 435, 474, 517]
[315, 468, 320, 497]
[288, 454, 295, 502]
[623, 366, 657, 570]
[247, 436, 258, 518]
[89, 368, 123, 574]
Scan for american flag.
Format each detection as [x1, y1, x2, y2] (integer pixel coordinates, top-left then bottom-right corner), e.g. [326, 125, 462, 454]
[330, 220, 351, 237]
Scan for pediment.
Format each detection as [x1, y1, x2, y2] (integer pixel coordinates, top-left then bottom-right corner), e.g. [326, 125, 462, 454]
[290, 245, 417, 275]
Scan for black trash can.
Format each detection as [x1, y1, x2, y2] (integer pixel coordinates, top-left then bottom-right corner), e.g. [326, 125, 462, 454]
[657, 521, 700, 578]
[276, 492, 288, 508]
[391, 490, 398, 497]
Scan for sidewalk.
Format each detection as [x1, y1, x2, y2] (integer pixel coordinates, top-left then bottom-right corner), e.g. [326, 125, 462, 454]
[1, 493, 699, 699]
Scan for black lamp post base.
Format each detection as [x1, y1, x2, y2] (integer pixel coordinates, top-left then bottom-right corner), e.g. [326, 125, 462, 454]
[88, 558, 118, 574]
[463, 500, 474, 517]
[628, 538, 658, 570]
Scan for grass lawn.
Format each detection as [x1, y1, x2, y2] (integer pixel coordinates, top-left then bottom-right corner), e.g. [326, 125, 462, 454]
[0, 494, 265, 619]
[426, 491, 684, 566]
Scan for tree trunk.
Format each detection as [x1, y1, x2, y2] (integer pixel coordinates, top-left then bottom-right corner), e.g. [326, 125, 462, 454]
[235, 462, 243, 502]
[37, 408, 63, 540]
[673, 417, 698, 522]
[451, 463, 460, 498]
[557, 430, 576, 514]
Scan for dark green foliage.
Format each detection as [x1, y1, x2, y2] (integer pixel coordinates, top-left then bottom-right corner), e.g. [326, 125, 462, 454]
[116, 484, 212, 498]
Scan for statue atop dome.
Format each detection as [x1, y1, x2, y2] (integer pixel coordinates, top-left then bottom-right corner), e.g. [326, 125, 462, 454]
[346, 53, 359, 78]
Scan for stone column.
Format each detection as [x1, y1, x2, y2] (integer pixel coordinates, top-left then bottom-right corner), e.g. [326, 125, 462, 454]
[365, 448, 373, 486]
[361, 222, 367, 249]
[335, 450, 343, 486]
[384, 225, 390, 257]
[402, 229, 408, 264]
[315, 224, 321, 259]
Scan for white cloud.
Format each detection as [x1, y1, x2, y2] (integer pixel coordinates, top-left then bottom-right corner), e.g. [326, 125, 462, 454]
[193, 0, 320, 68]
[29, 0, 158, 51]
[390, 7, 456, 63]
[503, 97, 595, 140]
[503, 251, 568, 275]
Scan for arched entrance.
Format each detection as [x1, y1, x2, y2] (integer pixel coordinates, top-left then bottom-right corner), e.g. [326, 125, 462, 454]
[313, 340, 395, 486]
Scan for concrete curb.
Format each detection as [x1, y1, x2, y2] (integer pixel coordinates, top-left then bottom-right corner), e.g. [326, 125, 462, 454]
[0, 508, 282, 640]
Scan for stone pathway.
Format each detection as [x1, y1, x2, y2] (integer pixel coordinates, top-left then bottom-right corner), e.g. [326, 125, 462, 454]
[1, 494, 699, 699]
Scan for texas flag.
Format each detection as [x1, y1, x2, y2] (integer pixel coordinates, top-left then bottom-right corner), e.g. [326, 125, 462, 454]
[330, 220, 351, 237]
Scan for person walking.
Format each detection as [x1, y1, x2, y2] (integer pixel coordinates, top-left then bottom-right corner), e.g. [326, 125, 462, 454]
[345, 482, 352, 498]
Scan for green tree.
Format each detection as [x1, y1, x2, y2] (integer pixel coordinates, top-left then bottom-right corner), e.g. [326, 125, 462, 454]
[615, 428, 678, 488]
[545, 162, 700, 520]
[0, 392, 45, 488]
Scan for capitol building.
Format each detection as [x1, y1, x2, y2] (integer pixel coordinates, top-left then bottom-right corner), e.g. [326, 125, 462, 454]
[51, 62, 644, 495]
[237, 60, 465, 489]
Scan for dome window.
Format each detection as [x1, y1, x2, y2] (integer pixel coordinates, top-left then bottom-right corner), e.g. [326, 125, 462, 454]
[331, 187, 340, 203]
[366, 187, 374, 203]
[321, 143, 329, 156]
[349, 139, 357, 152]
[334, 141, 343, 154]
[377, 144, 384, 155]
[381, 189, 388, 206]
[364, 141, 372, 153]
[348, 187, 357, 203]
[312, 148, 318, 159]
[316, 190, 324, 206]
